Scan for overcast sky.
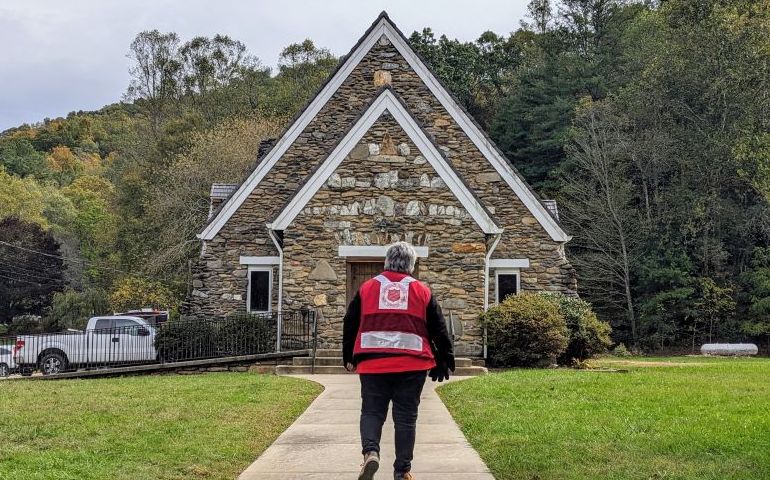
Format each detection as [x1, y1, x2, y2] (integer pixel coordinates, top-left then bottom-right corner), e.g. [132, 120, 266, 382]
[0, 0, 529, 131]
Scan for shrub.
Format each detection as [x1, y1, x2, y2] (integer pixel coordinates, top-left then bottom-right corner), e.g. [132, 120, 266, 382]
[540, 293, 612, 363]
[154, 317, 217, 362]
[612, 343, 632, 357]
[216, 313, 276, 356]
[481, 293, 568, 367]
[0, 323, 8, 336]
[8, 315, 45, 335]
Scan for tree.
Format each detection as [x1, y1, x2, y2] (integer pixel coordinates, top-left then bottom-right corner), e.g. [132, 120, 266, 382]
[125, 30, 183, 131]
[527, 0, 553, 34]
[46, 288, 110, 330]
[261, 40, 337, 117]
[46, 145, 84, 186]
[740, 247, 770, 347]
[0, 217, 64, 323]
[0, 138, 47, 178]
[560, 98, 646, 345]
[409, 29, 523, 128]
[0, 167, 76, 230]
[109, 277, 179, 314]
[146, 115, 282, 276]
[179, 35, 258, 96]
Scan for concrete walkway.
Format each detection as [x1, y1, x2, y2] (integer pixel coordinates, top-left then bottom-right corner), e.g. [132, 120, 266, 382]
[238, 374, 494, 479]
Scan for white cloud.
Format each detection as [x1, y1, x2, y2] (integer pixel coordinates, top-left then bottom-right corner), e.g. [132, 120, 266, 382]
[0, 0, 528, 130]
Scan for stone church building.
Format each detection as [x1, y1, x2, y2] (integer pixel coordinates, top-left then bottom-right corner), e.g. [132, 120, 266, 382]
[189, 12, 577, 357]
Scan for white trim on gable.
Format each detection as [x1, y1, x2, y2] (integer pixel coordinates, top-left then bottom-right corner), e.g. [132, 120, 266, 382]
[197, 14, 570, 242]
[338, 245, 429, 258]
[267, 89, 501, 234]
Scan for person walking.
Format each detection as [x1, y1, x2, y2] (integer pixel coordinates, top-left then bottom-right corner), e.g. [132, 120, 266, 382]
[342, 241, 455, 480]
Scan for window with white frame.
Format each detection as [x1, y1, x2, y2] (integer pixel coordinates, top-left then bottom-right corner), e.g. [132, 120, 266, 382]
[247, 267, 272, 313]
[495, 269, 520, 304]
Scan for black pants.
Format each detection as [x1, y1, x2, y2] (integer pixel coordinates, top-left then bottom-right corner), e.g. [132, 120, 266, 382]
[360, 370, 428, 474]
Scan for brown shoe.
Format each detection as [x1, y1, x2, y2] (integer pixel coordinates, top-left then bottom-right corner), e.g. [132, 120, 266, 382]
[358, 451, 379, 480]
[394, 473, 414, 480]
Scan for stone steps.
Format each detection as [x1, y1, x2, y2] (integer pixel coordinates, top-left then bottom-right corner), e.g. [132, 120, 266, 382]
[314, 348, 342, 357]
[292, 356, 475, 368]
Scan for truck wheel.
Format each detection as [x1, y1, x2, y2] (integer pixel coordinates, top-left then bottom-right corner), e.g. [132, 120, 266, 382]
[40, 352, 67, 375]
[0, 363, 9, 377]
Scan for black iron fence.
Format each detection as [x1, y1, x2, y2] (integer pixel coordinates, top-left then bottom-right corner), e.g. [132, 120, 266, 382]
[3, 309, 316, 377]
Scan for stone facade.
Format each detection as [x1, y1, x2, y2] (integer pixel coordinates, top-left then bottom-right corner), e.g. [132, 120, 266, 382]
[188, 16, 577, 357]
[282, 114, 487, 354]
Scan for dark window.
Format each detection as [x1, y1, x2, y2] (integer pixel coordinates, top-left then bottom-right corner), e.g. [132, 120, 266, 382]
[114, 319, 140, 328]
[249, 270, 271, 312]
[497, 273, 519, 303]
[114, 318, 141, 334]
[93, 319, 113, 332]
[0, 348, 9, 355]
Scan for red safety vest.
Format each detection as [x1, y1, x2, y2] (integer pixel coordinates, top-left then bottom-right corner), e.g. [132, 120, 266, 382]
[352, 270, 435, 364]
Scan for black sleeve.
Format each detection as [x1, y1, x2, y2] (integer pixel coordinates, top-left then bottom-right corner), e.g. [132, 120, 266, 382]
[342, 292, 362, 365]
[426, 295, 455, 372]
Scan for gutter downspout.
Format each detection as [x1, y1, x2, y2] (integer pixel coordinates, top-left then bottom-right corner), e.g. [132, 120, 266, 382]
[267, 227, 284, 352]
[483, 233, 503, 359]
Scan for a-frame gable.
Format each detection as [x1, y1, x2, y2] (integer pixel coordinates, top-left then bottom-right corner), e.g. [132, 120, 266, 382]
[198, 12, 569, 242]
[268, 88, 502, 234]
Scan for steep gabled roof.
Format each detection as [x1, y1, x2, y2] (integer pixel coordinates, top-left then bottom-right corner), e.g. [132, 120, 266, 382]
[198, 12, 570, 242]
[268, 88, 502, 234]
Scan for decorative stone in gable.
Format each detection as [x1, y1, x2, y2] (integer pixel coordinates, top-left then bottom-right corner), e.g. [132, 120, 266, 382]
[452, 242, 486, 254]
[380, 132, 397, 155]
[309, 259, 338, 281]
[373, 70, 392, 87]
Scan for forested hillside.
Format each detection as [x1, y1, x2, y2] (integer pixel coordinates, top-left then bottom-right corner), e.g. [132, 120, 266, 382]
[2, 0, 769, 351]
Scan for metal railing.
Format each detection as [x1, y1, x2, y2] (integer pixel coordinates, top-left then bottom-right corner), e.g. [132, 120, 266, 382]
[3, 309, 316, 377]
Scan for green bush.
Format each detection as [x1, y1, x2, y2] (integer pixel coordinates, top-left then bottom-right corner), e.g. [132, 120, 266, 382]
[45, 288, 110, 330]
[216, 313, 275, 356]
[154, 318, 217, 362]
[540, 293, 612, 363]
[481, 293, 568, 367]
[8, 315, 44, 335]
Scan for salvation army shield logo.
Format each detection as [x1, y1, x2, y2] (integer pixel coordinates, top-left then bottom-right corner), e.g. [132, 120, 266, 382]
[379, 281, 409, 310]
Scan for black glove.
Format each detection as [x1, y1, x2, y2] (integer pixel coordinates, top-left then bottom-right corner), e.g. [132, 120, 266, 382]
[429, 362, 450, 382]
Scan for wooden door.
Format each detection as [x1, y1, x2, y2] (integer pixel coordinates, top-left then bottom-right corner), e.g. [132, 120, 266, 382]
[345, 260, 420, 304]
[347, 261, 382, 304]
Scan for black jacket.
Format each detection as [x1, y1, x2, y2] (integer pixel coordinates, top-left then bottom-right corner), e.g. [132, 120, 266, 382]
[342, 290, 455, 371]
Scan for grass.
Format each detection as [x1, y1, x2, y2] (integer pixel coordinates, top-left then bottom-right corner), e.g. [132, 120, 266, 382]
[0, 373, 321, 480]
[439, 356, 770, 480]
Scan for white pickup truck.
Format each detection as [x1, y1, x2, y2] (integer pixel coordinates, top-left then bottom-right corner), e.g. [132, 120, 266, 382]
[14, 316, 157, 375]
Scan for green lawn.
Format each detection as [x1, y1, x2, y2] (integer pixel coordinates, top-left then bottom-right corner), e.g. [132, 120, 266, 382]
[439, 356, 770, 480]
[0, 373, 321, 480]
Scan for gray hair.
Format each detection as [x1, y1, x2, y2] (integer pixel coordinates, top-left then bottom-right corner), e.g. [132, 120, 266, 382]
[384, 241, 417, 274]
